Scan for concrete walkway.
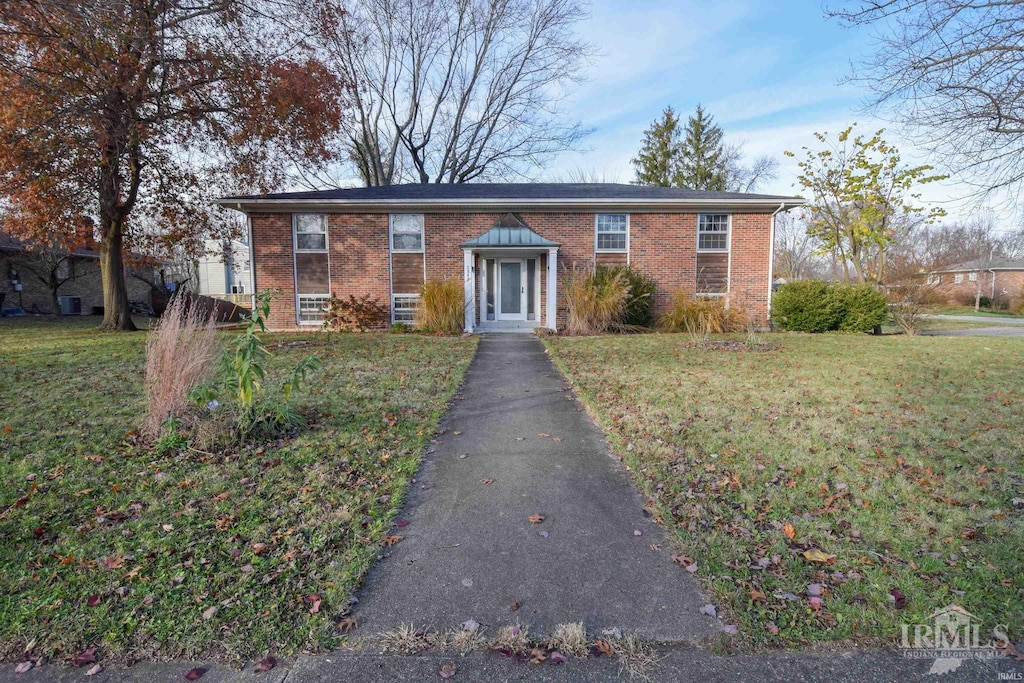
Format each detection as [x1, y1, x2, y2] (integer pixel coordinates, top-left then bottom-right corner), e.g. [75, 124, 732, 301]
[351, 334, 717, 641]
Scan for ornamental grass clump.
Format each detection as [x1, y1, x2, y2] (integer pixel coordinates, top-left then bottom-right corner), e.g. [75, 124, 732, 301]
[143, 295, 219, 438]
[416, 278, 465, 335]
[658, 290, 746, 343]
[563, 263, 630, 335]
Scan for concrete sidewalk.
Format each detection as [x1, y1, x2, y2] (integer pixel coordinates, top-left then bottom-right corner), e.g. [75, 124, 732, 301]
[350, 334, 717, 641]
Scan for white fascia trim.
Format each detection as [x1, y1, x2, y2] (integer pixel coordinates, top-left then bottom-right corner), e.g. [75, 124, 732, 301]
[219, 197, 806, 213]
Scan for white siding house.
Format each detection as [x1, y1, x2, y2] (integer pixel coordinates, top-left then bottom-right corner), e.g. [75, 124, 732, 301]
[196, 239, 252, 299]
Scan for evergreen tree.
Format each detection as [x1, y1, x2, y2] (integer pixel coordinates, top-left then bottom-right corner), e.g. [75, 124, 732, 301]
[631, 107, 682, 186]
[677, 105, 728, 191]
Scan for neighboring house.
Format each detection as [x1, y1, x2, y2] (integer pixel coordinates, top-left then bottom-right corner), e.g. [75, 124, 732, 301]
[927, 257, 1024, 303]
[218, 184, 803, 331]
[0, 228, 152, 316]
[195, 238, 253, 299]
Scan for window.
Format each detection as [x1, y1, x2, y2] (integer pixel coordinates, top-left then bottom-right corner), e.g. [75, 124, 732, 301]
[298, 295, 330, 323]
[392, 294, 419, 323]
[954, 273, 964, 284]
[294, 214, 327, 251]
[595, 214, 628, 251]
[698, 214, 729, 251]
[391, 214, 424, 252]
[928, 273, 940, 285]
[969, 271, 977, 282]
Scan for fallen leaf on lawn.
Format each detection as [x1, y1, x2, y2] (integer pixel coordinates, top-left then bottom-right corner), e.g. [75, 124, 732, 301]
[807, 583, 823, 597]
[700, 604, 717, 618]
[552, 437, 562, 442]
[87, 594, 101, 607]
[480, 478, 494, 485]
[253, 657, 276, 672]
[592, 639, 614, 657]
[537, 530, 549, 538]
[890, 588, 907, 609]
[202, 606, 217, 620]
[510, 601, 521, 611]
[685, 563, 698, 573]
[461, 619, 480, 632]
[309, 598, 321, 614]
[338, 617, 357, 633]
[750, 589, 766, 602]
[396, 519, 409, 527]
[802, 549, 835, 564]
[184, 667, 207, 680]
[453, 431, 462, 435]
[252, 543, 268, 554]
[538, 433, 550, 438]
[529, 647, 547, 664]
[722, 624, 739, 634]
[782, 522, 795, 540]
[86, 664, 103, 676]
[549, 651, 567, 665]
[212, 492, 230, 502]
[528, 514, 545, 524]
[1002, 642, 1024, 661]
[72, 647, 97, 667]
[14, 661, 34, 674]
[633, 530, 642, 536]
[384, 535, 403, 546]
[670, 554, 694, 567]
[240, 564, 253, 573]
[101, 556, 125, 571]
[767, 622, 780, 635]
[161, 524, 174, 532]
[808, 596, 823, 612]
[439, 663, 457, 679]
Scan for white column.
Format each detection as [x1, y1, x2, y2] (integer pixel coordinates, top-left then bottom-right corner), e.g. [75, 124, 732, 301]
[546, 247, 558, 330]
[463, 249, 475, 333]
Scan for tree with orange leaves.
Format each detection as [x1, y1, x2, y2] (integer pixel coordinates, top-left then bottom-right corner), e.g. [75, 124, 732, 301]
[0, 1, 347, 330]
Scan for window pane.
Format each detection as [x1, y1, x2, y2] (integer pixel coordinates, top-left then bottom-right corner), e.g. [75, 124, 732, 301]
[597, 214, 627, 232]
[698, 233, 727, 250]
[500, 261, 521, 314]
[296, 233, 327, 251]
[392, 232, 422, 251]
[295, 214, 326, 234]
[527, 258, 536, 319]
[486, 259, 496, 321]
[597, 233, 627, 250]
[392, 294, 419, 323]
[298, 295, 329, 323]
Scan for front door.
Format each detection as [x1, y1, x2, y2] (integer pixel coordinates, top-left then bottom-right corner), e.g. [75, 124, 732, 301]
[497, 259, 526, 320]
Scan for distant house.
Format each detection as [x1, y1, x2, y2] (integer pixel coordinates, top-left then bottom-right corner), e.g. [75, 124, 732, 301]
[927, 257, 1024, 303]
[195, 239, 252, 302]
[0, 228, 152, 316]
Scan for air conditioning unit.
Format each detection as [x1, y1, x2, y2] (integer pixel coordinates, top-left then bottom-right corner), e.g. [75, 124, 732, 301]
[58, 295, 82, 316]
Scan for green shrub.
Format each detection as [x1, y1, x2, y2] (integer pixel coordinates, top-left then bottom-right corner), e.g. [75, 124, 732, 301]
[772, 280, 844, 332]
[416, 278, 464, 335]
[390, 322, 411, 333]
[596, 265, 656, 327]
[834, 284, 889, 333]
[658, 290, 746, 336]
[773, 280, 887, 333]
[978, 295, 992, 309]
[563, 263, 630, 335]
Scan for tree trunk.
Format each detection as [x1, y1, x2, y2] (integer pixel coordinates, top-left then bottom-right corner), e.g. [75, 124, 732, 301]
[98, 225, 137, 331]
[49, 275, 62, 317]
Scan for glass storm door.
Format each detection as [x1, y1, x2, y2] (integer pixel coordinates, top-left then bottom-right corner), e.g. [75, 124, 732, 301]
[497, 259, 526, 320]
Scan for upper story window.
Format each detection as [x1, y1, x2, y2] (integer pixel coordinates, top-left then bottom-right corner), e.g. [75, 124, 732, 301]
[969, 271, 978, 282]
[928, 273, 941, 285]
[391, 214, 424, 252]
[595, 214, 628, 251]
[954, 273, 964, 284]
[698, 214, 729, 251]
[294, 214, 327, 252]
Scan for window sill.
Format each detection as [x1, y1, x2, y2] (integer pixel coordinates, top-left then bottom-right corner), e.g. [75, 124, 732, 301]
[697, 249, 729, 254]
[392, 249, 424, 254]
[595, 249, 628, 254]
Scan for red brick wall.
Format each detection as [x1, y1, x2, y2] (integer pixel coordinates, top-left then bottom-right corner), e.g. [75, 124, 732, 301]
[250, 210, 774, 330]
[931, 270, 1024, 304]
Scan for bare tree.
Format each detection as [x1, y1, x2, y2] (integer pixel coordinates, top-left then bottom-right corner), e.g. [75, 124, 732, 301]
[725, 143, 779, 193]
[310, 0, 593, 186]
[773, 210, 826, 280]
[20, 246, 90, 316]
[829, 1, 1024, 203]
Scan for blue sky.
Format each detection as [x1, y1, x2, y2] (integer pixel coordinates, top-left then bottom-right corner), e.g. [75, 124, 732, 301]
[546, 0, 986, 220]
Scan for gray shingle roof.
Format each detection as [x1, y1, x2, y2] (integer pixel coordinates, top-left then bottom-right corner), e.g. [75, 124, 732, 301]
[934, 257, 1024, 272]
[223, 183, 799, 203]
[461, 214, 559, 248]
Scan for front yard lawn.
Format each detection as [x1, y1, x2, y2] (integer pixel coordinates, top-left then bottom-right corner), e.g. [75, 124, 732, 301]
[0, 318, 475, 664]
[544, 333, 1023, 650]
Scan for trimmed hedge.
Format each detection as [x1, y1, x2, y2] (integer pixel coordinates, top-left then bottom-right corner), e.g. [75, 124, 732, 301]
[773, 280, 887, 333]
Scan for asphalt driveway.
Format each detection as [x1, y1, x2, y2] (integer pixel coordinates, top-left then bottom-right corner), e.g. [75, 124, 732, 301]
[351, 334, 717, 641]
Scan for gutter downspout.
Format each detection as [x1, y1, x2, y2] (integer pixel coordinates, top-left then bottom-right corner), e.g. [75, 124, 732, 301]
[241, 203, 256, 311]
[990, 269, 997, 300]
[767, 202, 788, 322]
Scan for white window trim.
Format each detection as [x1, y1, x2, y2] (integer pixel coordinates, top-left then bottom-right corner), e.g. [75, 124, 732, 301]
[969, 271, 978, 282]
[292, 213, 331, 326]
[390, 214, 425, 254]
[954, 273, 964, 284]
[697, 213, 731, 253]
[594, 214, 629, 254]
[928, 273, 941, 285]
[293, 213, 328, 253]
[392, 293, 420, 324]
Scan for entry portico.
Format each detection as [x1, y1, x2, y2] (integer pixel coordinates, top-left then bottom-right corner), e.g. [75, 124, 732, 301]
[460, 213, 558, 333]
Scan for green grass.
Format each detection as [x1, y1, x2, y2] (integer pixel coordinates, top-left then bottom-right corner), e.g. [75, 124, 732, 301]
[930, 306, 1024, 319]
[544, 332, 1024, 650]
[0, 317, 475, 664]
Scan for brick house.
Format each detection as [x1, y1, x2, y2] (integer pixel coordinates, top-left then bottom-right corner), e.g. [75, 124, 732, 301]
[219, 184, 803, 331]
[927, 257, 1024, 304]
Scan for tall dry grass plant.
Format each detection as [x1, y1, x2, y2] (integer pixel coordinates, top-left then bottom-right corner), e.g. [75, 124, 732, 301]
[659, 290, 745, 344]
[144, 296, 219, 437]
[416, 278, 465, 335]
[563, 263, 630, 335]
